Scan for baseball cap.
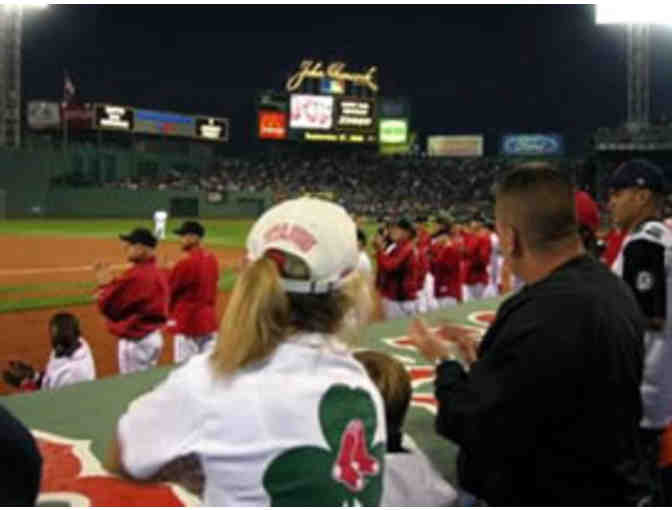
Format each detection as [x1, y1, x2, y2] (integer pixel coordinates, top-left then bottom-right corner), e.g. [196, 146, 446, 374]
[608, 159, 665, 193]
[395, 217, 416, 236]
[119, 228, 157, 248]
[574, 190, 600, 233]
[174, 221, 205, 237]
[246, 197, 358, 294]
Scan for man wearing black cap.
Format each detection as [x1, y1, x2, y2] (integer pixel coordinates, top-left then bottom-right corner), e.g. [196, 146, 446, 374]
[373, 217, 421, 319]
[167, 221, 219, 363]
[94, 228, 169, 374]
[609, 159, 672, 501]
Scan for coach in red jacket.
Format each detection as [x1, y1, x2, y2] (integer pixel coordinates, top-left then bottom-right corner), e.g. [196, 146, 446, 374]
[168, 221, 219, 363]
[374, 217, 420, 319]
[95, 228, 169, 374]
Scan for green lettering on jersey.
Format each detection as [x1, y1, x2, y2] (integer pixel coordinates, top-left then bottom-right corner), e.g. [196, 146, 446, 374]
[262, 385, 384, 506]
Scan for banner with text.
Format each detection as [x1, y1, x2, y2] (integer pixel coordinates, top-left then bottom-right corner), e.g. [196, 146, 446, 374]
[427, 135, 483, 157]
[379, 119, 408, 144]
[290, 94, 334, 130]
[27, 101, 61, 129]
[499, 133, 564, 156]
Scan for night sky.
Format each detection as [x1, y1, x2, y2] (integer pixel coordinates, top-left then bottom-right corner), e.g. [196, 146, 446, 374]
[19, 4, 672, 151]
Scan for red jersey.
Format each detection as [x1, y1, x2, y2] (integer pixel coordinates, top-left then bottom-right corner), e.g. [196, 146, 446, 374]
[431, 239, 462, 300]
[464, 231, 492, 286]
[97, 257, 169, 339]
[414, 228, 432, 292]
[376, 238, 420, 301]
[168, 247, 219, 336]
[602, 228, 626, 268]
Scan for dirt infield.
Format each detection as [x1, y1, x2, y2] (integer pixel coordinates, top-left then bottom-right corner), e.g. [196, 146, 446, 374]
[0, 236, 242, 395]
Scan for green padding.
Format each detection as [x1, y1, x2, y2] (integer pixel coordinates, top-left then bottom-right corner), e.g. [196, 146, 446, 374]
[0, 297, 503, 487]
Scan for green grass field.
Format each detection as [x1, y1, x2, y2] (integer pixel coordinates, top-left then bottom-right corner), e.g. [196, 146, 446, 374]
[0, 218, 381, 314]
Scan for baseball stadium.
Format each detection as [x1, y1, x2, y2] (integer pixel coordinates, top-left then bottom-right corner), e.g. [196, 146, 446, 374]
[3, 3, 672, 507]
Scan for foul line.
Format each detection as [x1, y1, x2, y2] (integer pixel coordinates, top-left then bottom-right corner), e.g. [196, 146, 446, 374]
[0, 263, 130, 277]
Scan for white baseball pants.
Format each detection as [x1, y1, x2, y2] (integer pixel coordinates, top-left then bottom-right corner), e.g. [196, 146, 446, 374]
[174, 333, 217, 364]
[118, 330, 164, 374]
[462, 283, 487, 302]
[382, 298, 417, 320]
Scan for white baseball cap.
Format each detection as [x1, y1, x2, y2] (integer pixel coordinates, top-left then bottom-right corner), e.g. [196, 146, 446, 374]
[246, 197, 358, 294]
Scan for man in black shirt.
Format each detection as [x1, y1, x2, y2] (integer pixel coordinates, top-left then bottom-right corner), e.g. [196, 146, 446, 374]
[411, 163, 650, 505]
[0, 405, 42, 505]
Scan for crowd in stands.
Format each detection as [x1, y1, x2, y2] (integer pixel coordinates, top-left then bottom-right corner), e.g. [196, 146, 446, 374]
[55, 153, 593, 220]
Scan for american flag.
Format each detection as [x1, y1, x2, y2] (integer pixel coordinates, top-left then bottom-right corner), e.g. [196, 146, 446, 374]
[63, 71, 75, 106]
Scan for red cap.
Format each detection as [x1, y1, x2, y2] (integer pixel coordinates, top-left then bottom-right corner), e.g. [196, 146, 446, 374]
[575, 190, 599, 233]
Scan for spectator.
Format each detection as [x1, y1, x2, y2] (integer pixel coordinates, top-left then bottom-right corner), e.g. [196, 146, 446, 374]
[409, 163, 651, 505]
[105, 198, 386, 506]
[354, 350, 458, 506]
[2, 312, 96, 391]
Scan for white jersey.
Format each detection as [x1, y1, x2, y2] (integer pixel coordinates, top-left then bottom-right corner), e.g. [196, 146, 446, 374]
[153, 210, 168, 224]
[42, 338, 96, 390]
[117, 332, 387, 506]
[612, 220, 672, 429]
[357, 251, 373, 279]
[382, 435, 457, 506]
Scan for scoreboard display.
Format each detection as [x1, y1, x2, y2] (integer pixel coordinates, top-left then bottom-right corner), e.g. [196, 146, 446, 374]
[95, 104, 229, 142]
[287, 94, 377, 143]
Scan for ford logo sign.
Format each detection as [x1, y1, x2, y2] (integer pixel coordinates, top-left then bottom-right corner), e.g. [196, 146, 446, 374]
[503, 135, 562, 155]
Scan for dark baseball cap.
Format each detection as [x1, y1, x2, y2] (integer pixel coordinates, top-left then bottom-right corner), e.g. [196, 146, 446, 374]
[174, 221, 205, 237]
[119, 228, 157, 248]
[608, 159, 665, 193]
[395, 217, 416, 236]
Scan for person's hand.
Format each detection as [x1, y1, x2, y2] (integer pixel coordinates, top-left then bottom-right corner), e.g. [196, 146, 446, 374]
[2, 360, 35, 388]
[93, 261, 113, 286]
[437, 324, 479, 365]
[409, 318, 451, 363]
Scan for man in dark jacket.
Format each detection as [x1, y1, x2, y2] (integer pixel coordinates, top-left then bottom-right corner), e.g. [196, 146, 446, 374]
[410, 163, 651, 505]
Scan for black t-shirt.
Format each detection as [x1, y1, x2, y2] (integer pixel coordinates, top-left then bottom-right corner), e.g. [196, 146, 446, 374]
[434, 255, 649, 505]
[0, 405, 42, 505]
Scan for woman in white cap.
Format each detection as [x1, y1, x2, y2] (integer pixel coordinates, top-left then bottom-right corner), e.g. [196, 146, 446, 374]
[106, 198, 386, 506]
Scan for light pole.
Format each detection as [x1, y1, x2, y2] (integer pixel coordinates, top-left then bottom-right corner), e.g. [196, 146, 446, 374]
[595, 4, 672, 131]
[0, 3, 47, 149]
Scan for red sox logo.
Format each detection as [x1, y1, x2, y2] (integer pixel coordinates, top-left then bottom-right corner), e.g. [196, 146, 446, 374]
[332, 419, 380, 491]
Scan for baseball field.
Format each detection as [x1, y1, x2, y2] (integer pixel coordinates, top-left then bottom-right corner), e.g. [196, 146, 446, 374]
[0, 217, 502, 505]
[0, 218, 252, 396]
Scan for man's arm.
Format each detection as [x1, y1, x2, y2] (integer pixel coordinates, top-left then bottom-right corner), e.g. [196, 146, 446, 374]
[622, 238, 666, 331]
[97, 276, 132, 320]
[376, 243, 413, 271]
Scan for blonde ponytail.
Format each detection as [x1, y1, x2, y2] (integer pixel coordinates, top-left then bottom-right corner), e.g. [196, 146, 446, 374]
[210, 257, 291, 374]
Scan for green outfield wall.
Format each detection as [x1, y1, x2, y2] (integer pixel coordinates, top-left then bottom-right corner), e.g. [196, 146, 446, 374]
[46, 188, 272, 218]
[0, 147, 270, 218]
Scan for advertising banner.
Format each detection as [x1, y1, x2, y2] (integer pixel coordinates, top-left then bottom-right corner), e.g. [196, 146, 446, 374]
[427, 135, 483, 157]
[290, 94, 334, 130]
[63, 103, 95, 131]
[195, 116, 229, 142]
[259, 110, 287, 140]
[499, 133, 565, 156]
[335, 97, 375, 132]
[379, 119, 408, 144]
[95, 104, 133, 131]
[134, 109, 195, 137]
[27, 101, 61, 129]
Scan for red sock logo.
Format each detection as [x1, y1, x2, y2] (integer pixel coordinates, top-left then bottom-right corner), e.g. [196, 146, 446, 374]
[332, 419, 379, 492]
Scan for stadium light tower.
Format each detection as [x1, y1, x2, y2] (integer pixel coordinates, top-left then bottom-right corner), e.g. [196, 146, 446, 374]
[0, 3, 47, 149]
[595, 4, 672, 131]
